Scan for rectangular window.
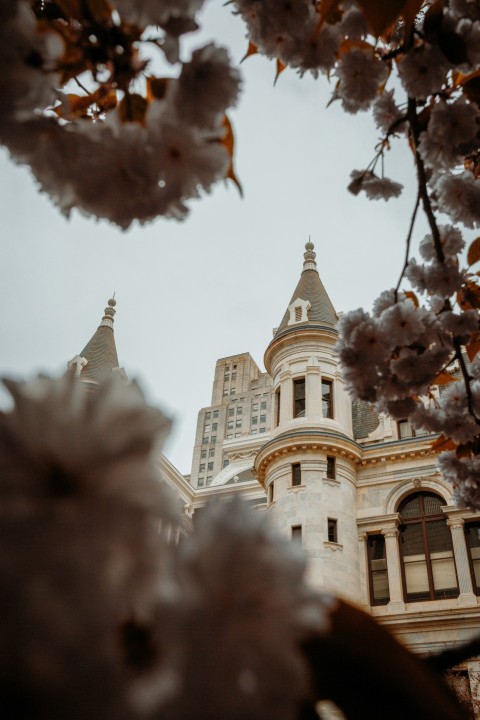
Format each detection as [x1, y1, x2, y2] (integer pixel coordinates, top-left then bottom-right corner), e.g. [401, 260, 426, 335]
[223, 458, 229, 468]
[252, 403, 259, 411]
[322, 379, 333, 418]
[230, 388, 236, 395]
[202, 437, 208, 445]
[259, 427, 266, 433]
[198, 477, 205, 487]
[292, 463, 302, 487]
[261, 401, 267, 410]
[252, 416, 258, 425]
[260, 414, 266, 423]
[227, 421, 234, 429]
[268, 482, 274, 503]
[206, 475, 212, 485]
[229, 408, 235, 416]
[295, 306, 302, 322]
[398, 419, 415, 438]
[327, 518, 338, 543]
[367, 534, 390, 605]
[226, 434, 233, 439]
[275, 387, 281, 427]
[236, 420, 242, 428]
[207, 462, 213, 471]
[223, 390, 229, 396]
[205, 412, 211, 420]
[233, 364, 237, 369]
[204, 424, 211, 432]
[465, 521, 480, 594]
[213, 410, 219, 419]
[292, 525, 302, 542]
[199, 463, 205, 472]
[209, 448, 215, 457]
[294, 378, 306, 418]
[237, 407, 242, 415]
[235, 432, 241, 437]
[326, 456, 336, 480]
[201, 450, 207, 459]
[212, 423, 218, 431]
[252, 429, 258, 435]
[231, 373, 237, 380]
[211, 436, 216, 444]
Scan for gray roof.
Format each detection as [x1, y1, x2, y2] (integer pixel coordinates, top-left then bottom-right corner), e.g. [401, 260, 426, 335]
[80, 299, 119, 380]
[275, 243, 338, 337]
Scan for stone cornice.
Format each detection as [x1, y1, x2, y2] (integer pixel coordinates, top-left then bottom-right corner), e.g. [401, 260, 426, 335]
[264, 325, 338, 374]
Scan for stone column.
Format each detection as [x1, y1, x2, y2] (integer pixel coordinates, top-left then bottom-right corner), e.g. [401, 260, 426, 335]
[357, 531, 370, 607]
[306, 366, 321, 421]
[279, 370, 292, 425]
[382, 527, 405, 613]
[446, 517, 477, 607]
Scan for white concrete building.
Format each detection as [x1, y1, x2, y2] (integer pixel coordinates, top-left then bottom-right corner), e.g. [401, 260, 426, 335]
[72, 246, 480, 709]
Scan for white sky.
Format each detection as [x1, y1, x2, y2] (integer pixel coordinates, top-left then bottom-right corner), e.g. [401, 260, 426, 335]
[0, 2, 432, 474]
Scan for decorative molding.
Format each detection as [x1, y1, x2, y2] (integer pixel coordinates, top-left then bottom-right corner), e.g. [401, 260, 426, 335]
[323, 541, 343, 551]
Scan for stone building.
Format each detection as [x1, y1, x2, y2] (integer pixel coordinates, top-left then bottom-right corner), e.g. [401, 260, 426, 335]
[72, 246, 480, 709]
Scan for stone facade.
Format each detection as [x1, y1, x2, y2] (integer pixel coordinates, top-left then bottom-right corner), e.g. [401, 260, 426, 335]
[173, 243, 480, 709]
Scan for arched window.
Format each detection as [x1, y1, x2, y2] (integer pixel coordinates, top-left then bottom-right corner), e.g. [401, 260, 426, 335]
[398, 492, 458, 602]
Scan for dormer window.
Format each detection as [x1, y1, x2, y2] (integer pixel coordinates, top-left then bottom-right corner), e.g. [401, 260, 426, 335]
[287, 298, 311, 326]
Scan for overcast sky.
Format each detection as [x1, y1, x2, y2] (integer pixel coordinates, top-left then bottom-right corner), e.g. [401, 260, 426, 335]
[0, 2, 432, 474]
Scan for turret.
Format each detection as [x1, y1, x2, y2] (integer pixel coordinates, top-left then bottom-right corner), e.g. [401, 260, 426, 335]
[68, 296, 126, 387]
[254, 243, 363, 603]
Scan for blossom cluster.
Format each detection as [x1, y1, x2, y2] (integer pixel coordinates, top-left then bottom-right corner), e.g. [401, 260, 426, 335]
[0, 372, 331, 720]
[232, 0, 480, 505]
[0, 0, 241, 228]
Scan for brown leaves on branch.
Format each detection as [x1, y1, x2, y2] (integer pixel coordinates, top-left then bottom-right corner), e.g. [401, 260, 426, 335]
[317, 0, 425, 38]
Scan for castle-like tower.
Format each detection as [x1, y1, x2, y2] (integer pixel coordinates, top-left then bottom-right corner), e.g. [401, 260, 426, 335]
[255, 242, 362, 602]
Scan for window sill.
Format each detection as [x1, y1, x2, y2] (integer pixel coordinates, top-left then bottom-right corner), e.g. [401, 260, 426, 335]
[288, 484, 306, 493]
[323, 541, 343, 551]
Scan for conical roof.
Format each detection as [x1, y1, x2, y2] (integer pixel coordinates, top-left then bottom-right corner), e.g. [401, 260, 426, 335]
[274, 242, 338, 337]
[76, 298, 120, 380]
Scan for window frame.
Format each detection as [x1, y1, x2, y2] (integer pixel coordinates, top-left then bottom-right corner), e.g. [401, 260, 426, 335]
[326, 456, 336, 480]
[465, 520, 480, 595]
[327, 518, 337, 543]
[291, 463, 302, 487]
[321, 378, 333, 419]
[367, 533, 390, 606]
[293, 377, 306, 418]
[398, 492, 459, 602]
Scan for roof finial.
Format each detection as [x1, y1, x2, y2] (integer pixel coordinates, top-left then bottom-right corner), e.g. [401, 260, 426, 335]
[100, 296, 116, 328]
[303, 239, 317, 272]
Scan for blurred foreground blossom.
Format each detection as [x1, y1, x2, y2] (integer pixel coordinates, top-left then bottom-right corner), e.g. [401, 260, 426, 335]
[0, 372, 336, 720]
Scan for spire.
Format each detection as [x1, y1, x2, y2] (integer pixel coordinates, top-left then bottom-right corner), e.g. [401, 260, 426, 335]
[68, 297, 122, 381]
[274, 242, 338, 337]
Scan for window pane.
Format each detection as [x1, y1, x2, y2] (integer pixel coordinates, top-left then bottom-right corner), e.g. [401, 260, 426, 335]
[401, 523, 430, 600]
[322, 380, 333, 418]
[423, 494, 444, 516]
[398, 495, 420, 519]
[427, 522, 458, 597]
[326, 456, 335, 479]
[398, 419, 414, 438]
[368, 535, 389, 605]
[294, 379, 306, 418]
[466, 522, 480, 593]
[292, 464, 301, 486]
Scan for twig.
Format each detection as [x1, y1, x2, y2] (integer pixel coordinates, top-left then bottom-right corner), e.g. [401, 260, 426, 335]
[395, 188, 421, 295]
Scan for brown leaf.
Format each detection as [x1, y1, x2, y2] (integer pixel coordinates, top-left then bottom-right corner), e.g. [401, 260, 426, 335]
[119, 93, 148, 125]
[222, 115, 243, 197]
[356, 0, 420, 38]
[466, 335, 480, 362]
[240, 41, 258, 64]
[423, 0, 444, 35]
[456, 443, 473, 459]
[461, 74, 480, 106]
[403, 290, 419, 307]
[430, 435, 457, 453]
[457, 280, 480, 310]
[85, 0, 112, 22]
[274, 58, 287, 85]
[433, 372, 456, 386]
[467, 237, 480, 266]
[146, 77, 170, 101]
